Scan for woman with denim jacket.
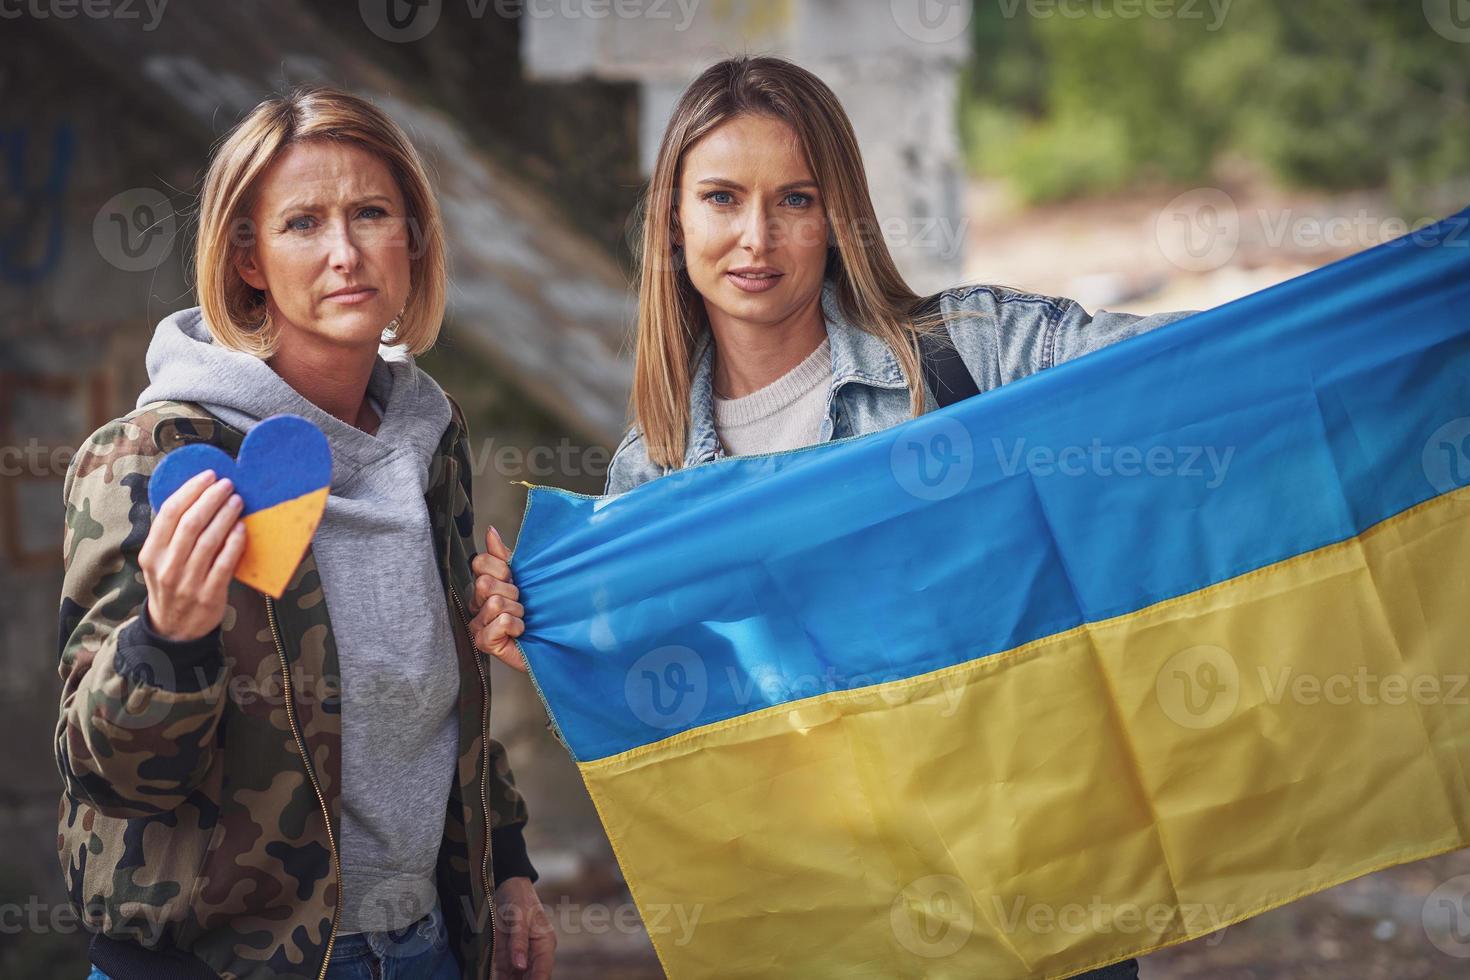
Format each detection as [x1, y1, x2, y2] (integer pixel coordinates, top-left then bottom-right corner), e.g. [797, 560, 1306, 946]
[57, 86, 554, 980]
[472, 56, 1198, 978]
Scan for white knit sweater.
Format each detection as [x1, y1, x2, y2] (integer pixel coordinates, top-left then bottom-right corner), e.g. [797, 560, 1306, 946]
[713, 338, 832, 456]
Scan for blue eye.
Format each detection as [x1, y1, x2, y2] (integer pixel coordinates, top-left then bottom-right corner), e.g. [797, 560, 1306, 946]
[285, 215, 315, 232]
[358, 206, 387, 220]
[784, 192, 813, 208]
[704, 191, 735, 206]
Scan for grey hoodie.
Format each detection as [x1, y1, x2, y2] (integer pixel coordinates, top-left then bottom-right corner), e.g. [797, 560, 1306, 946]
[139, 307, 459, 935]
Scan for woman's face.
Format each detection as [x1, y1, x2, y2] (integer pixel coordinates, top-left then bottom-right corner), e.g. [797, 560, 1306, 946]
[236, 140, 412, 352]
[676, 113, 830, 330]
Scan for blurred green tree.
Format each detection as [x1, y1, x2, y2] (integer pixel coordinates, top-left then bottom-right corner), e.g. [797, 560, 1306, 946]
[960, 1, 1469, 217]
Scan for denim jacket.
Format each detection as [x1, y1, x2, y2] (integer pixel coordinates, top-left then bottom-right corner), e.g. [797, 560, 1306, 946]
[605, 278, 1196, 494]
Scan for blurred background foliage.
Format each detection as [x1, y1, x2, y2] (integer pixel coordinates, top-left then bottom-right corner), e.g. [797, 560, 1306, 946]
[959, 1, 1470, 216]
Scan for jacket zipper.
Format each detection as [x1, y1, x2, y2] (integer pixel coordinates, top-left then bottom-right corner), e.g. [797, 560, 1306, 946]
[449, 582, 497, 968]
[266, 596, 340, 980]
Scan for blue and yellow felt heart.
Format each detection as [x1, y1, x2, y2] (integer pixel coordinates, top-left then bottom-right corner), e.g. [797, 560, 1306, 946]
[148, 414, 332, 599]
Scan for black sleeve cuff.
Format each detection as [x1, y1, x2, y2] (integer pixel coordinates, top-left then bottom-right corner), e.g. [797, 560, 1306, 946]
[112, 612, 224, 694]
[491, 823, 538, 886]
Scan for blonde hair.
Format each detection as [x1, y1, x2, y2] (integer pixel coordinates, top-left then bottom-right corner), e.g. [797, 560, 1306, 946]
[193, 84, 447, 357]
[629, 56, 940, 470]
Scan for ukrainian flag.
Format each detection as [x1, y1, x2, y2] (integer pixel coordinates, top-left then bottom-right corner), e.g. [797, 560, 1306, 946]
[512, 206, 1470, 978]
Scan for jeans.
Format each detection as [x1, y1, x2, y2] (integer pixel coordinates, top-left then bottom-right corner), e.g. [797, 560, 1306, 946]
[86, 900, 460, 980]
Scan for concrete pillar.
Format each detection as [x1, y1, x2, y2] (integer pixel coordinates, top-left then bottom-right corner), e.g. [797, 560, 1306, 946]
[523, 0, 973, 293]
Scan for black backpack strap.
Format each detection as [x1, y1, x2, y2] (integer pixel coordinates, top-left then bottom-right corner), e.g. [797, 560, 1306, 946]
[913, 293, 980, 408]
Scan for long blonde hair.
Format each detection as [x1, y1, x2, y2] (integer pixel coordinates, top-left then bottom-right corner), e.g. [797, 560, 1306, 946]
[193, 84, 447, 358]
[629, 56, 938, 470]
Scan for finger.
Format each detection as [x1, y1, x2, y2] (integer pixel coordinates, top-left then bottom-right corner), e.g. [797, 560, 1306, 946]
[182, 493, 244, 584]
[471, 600, 526, 642]
[474, 616, 515, 655]
[508, 900, 530, 975]
[143, 470, 217, 563]
[484, 524, 511, 562]
[161, 479, 235, 575]
[477, 625, 528, 673]
[500, 612, 526, 638]
[200, 522, 248, 597]
[158, 478, 235, 587]
[470, 596, 525, 635]
[473, 573, 519, 609]
[528, 941, 555, 980]
[492, 899, 523, 977]
[527, 915, 556, 980]
[471, 552, 511, 582]
[493, 918, 511, 977]
[468, 569, 518, 616]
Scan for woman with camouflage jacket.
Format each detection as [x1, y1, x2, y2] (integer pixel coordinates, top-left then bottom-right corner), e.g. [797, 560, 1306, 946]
[56, 86, 554, 980]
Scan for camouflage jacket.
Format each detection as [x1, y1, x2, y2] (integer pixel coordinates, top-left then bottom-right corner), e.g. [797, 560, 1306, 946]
[56, 399, 531, 980]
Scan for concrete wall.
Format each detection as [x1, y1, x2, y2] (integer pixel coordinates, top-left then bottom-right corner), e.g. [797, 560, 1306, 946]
[523, 0, 972, 293]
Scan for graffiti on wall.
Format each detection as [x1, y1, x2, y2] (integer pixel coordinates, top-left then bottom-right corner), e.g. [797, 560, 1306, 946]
[0, 122, 74, 284]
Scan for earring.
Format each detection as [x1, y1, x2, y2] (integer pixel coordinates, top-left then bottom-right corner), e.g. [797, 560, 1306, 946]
[385, 307, 406, 338]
